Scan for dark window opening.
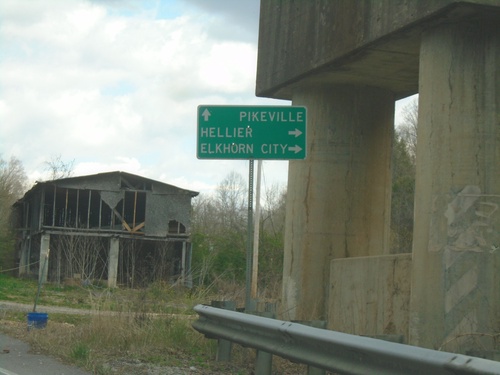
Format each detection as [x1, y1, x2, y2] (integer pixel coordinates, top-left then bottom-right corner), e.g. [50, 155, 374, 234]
[88, 190, 101, 228]
[66, 189, 78, 227]
[78, 190, 90, 228]
[43, 187, 55, 226]
[42, 186, 146, 233]
[101, 199, 112, 229]
[116, 191, 146, 233]
[118, 240, 184, 287]
[54, 188, 67, 227]
[43, 187, 79, 227]
[168, 220, 186, 234]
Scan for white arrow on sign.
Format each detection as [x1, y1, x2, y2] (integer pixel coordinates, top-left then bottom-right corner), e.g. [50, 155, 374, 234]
[288, 128, 302, 137]
[202, 109, 211, 121]
[288, 145, 302, 153]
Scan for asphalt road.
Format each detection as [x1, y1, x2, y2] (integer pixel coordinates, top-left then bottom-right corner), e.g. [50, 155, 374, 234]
[0, 333, 91, 375]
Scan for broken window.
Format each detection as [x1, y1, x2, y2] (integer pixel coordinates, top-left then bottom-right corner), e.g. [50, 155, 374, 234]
[88, 190, 102, 228]
[168, 220, 186, 234]
[42, 186, 145, 233]
[114, 191, 146, 233]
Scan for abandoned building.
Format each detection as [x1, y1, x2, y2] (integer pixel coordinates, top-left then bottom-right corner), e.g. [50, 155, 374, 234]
[12, 171, 199, 288]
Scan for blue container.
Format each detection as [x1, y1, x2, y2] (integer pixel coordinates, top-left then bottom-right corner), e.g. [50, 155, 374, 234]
[27, 312, 48, 329]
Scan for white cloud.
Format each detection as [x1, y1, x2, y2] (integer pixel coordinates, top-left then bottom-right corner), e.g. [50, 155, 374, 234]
[74, 157, 142, 176]
[199, 41, 256, 93]
[0, 0, 289, 195]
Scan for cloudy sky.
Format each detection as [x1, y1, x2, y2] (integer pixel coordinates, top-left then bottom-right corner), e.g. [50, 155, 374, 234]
[0, 0, 413, 195]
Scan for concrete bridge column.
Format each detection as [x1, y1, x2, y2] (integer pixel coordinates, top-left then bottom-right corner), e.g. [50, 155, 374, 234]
[410, 21, 500, 355]
[282, 85, 394, 321]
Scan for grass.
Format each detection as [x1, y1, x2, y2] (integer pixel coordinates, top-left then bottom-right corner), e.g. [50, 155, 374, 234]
[0, 273, 92, 308]
[0, 273, 209, 314]
[0, 273, 296, 374]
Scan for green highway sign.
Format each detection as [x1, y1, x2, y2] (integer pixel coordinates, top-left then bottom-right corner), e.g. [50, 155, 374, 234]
[197, 105, 307, 160]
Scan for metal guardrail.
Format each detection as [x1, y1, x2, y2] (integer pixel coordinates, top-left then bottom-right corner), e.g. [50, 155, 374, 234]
[192, 304, 500, 375]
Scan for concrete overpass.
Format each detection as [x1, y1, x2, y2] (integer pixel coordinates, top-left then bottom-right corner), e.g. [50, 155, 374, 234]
[256, 0, 500, 357]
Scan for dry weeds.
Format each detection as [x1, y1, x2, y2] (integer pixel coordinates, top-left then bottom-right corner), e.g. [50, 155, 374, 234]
[1, 279, 306, 374]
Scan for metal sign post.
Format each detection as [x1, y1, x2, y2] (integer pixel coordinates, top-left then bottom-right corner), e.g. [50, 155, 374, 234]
[245, 160, 254, 312]
[197, 105, 307, 312]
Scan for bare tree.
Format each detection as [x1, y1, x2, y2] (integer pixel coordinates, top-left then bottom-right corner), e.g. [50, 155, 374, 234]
[44, 154, 75, 180]
[391, 99, 418, 253]
[0, 155, 27, 207]
[257, 182, 287, 291]
[191, 171, 288, 288]
[53, 234, 107, 284]
[261, 182, 286, 237]
[190, 171, 248, 284]
[0, 155, 28, 270]
[396, 98, 418, 164]
[214, 171, 247, 232]
[192, 194, 218, 234]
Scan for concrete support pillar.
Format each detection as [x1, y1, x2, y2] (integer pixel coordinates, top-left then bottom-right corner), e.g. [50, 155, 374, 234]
[410, 21, 500, 355]
[282, 85, 394, 320]
[108, 237, 119, 288]
[187, 242, 193, 288]
[18, 236, 29, 276]
[38, 234, 50, 283]
[181, 241, 186, 285]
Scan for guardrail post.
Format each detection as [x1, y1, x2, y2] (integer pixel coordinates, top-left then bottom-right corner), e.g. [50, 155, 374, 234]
[293, 320, 327, 375]
[255, 301, 276, 316]
[253, 302, 276, 374]
[308, 364, 326, 375]
[255, 349, 273, 375]
[211, 301, 236, 361]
